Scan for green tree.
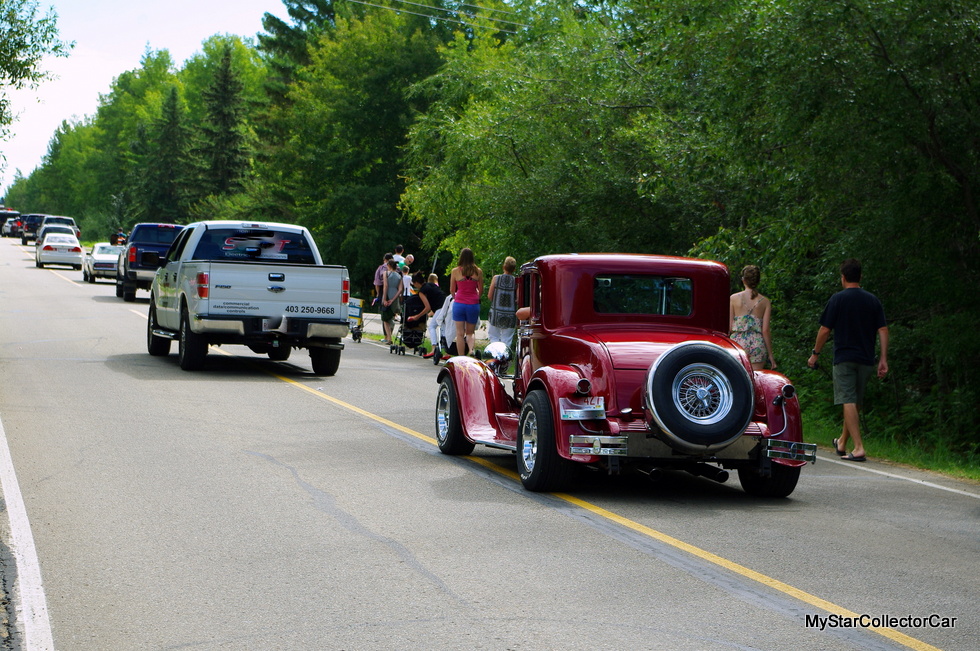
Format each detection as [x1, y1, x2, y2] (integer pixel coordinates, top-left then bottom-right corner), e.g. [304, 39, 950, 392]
[275, 8, 445, 288]
[191, 43, 251, 202]
[89, 50, 181, 222]
[402, 3, 697, 268]
[133, 86, 190, 223]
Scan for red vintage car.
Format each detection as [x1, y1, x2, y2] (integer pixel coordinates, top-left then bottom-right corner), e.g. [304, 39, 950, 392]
[435, 253, 816, 496]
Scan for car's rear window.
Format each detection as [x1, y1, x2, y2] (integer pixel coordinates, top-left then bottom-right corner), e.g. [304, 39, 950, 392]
[593, 274, 693, 316]
[45, 235, 77, 245]
[191, 227, 316, 264]
[132, 225, 183, 244]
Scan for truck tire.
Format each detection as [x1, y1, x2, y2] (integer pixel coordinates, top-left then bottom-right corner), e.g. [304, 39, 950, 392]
[123, 281, 137, 302]
[115, 278, 124, 298]
[737, 463, 801, 498]
[309, 347, 340, 376]
[178, 308, 207, 370]
[146, 303, 171, 356]
[434, 377, 474, 455]
[517, 390, 578, 492]
[644, 342, 753, 453]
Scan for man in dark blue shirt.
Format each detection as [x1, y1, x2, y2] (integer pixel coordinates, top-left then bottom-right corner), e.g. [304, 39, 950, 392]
[807, 259, 889, 462]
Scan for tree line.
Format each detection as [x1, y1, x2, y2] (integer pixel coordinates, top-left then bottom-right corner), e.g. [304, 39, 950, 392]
[3, 0, 978, 459]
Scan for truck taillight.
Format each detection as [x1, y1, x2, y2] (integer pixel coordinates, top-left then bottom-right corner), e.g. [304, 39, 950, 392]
[128, 245, 136, 263]
[342, 278, 350, 305]
[196, 272, 209, 299]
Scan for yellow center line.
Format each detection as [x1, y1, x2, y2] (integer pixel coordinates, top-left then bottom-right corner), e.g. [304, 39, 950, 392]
[49, 269, 79, 286]
[262, 359, 940, 650]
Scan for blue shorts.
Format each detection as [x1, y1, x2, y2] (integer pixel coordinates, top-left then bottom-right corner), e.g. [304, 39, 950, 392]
[452, 301, 480, 324]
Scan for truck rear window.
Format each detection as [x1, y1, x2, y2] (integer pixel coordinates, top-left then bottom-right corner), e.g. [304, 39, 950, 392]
[593, 274, 693, 316]
[133, 226, 183, 244]
[191, 228, 317, 264]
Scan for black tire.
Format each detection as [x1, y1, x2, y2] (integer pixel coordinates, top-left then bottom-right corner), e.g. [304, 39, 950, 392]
[178, 307, 207, 370]
[737, 464, 802, 498]
[309, 347, 340, 376]
[115, 279, 124, 298]
[146, 302, 172, 356]
[268, 346, 291, 361]
[434, 377, 475, 455]
[122, 281, 136, 302]
[73, 264, 81, 271]
[517, 390, 578, 492]
[645, 342, 753, 452]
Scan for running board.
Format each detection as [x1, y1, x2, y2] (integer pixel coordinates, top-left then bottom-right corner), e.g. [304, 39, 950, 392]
[151, 328, 178, 340]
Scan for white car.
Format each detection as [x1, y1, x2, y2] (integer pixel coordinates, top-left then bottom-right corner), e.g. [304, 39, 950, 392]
[36, 233, 83, 270]
[82, 242, 123, 283]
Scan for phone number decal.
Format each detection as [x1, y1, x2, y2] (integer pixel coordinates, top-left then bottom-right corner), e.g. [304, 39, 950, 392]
[284, 305, 336, 315]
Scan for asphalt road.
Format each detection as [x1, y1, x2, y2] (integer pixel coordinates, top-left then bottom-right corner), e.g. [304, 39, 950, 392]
[0, 236, 977, 651]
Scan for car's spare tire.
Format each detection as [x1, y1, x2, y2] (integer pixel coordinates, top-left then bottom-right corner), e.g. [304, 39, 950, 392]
[644, 342, 753, 453]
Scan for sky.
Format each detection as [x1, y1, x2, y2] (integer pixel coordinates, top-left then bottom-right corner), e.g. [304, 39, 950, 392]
[1, 0, 288, 197]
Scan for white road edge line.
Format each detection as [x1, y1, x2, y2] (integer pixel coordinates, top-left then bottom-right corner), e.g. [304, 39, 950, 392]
[821, 454, 980, 499]
[0, 416, 55, 650]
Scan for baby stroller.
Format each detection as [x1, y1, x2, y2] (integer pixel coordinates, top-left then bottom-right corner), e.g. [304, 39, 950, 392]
[390, 293, 428, 356]
[348, 298, 363, 343]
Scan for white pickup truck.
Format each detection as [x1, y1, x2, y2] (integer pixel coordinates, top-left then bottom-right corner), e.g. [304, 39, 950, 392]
[145, 220, 350, 375]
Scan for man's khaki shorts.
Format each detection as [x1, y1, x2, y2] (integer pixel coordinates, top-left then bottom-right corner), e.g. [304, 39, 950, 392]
[833, 362, 874, 406]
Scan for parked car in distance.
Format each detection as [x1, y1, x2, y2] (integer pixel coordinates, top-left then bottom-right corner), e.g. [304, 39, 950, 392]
[3, 215, 22, 237]
[435, 253, 816, 497]
[20, 214, 46, 245]
[83, 243, 124, 283]
[35, 233, 83, 269]
[116, 223, 184, 301]
[37, 215, 80, 240]
[1, 210, 20, 236]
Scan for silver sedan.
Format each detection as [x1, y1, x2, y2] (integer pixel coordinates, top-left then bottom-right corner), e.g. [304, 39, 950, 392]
[82, 242, 123, 282]
[36, 233, 84, 270]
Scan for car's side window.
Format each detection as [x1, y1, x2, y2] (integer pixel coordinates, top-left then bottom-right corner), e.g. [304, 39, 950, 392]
[167, 228, 191, 261]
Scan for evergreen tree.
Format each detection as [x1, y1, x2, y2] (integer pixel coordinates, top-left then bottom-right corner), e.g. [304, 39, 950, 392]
[136, 86, 190, 223]
[194, 44, 250, 199]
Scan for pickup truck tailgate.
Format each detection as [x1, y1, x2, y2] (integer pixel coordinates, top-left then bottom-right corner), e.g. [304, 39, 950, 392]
[204, 262, 348, 321]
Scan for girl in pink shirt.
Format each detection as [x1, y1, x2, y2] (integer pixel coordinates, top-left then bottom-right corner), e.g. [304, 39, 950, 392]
[449, 248, 484, 356]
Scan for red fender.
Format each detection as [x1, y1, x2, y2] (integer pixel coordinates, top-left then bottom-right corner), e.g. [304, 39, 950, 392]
[525, 365, 600, 462]
[438, 358, 519, 445]
[753, 370, 806, 468]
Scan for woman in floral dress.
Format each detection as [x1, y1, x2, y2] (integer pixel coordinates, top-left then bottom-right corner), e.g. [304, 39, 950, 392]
[729, 265, 776, 371]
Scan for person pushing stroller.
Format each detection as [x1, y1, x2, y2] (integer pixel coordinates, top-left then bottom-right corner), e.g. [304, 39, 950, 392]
[391, 273, 431, 355]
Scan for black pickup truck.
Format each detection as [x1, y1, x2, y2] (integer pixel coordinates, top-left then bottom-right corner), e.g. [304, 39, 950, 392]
[115, 223, 184, 301]
[20, 214, 46, 245]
